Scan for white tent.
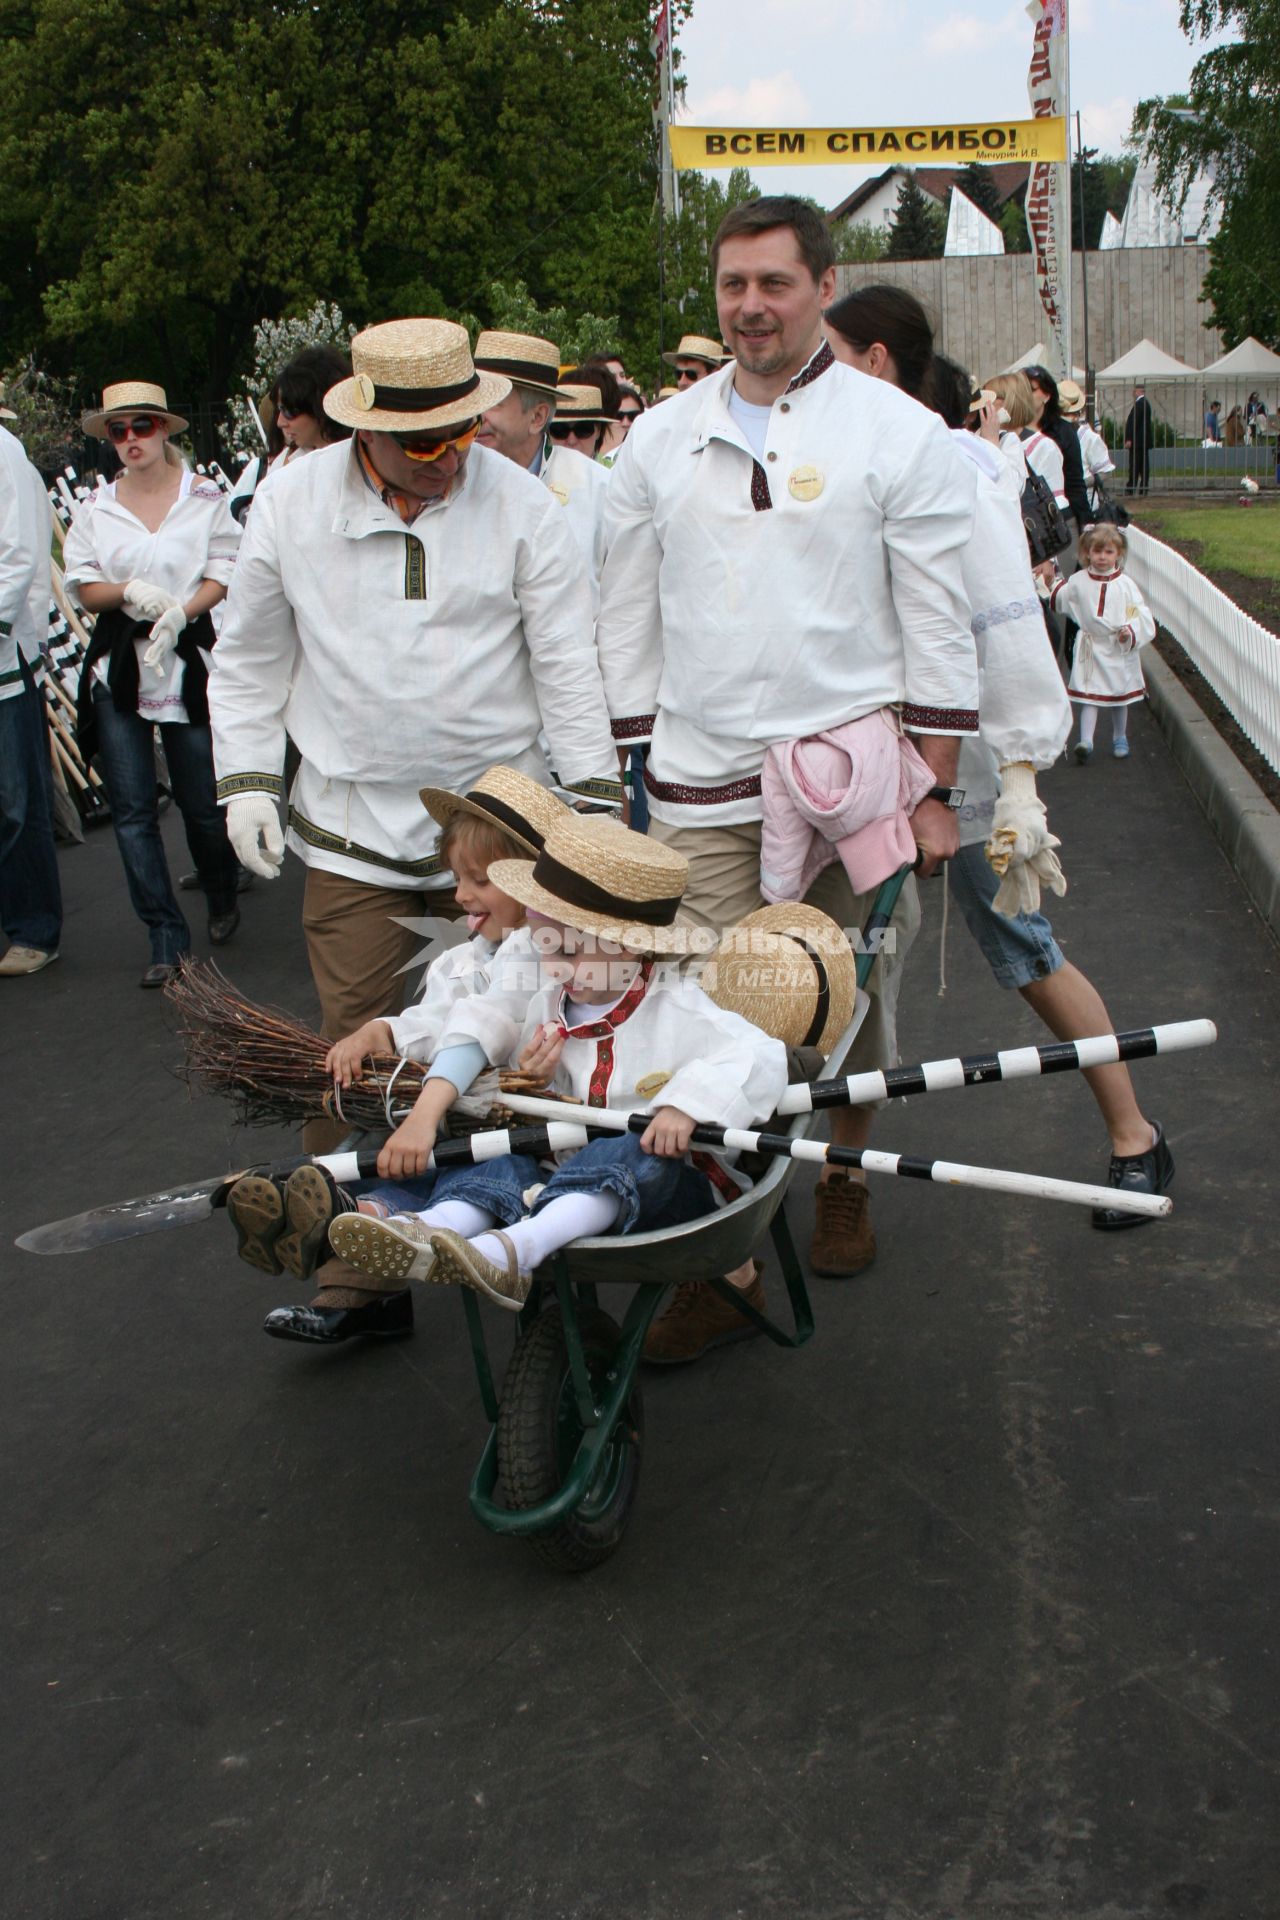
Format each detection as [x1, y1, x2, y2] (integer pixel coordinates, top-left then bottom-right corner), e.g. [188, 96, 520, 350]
[1003, 342, 1087, 382]
[1096, 339, 1198, 382]
[944, 189, 1005, 259]
[1200, 337, 1280, 377]
[1097, 211, 1122, 252]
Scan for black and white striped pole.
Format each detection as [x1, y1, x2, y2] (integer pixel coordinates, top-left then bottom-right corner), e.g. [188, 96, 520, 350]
[317, 1116, 1173, 1220]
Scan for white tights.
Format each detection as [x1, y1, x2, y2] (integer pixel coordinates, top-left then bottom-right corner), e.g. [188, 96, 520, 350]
[409, 1190, 623, 1278]
[1077, 704, 1129, 747]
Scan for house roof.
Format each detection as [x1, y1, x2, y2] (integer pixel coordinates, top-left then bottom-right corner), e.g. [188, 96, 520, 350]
[828, 163, 1029, 224]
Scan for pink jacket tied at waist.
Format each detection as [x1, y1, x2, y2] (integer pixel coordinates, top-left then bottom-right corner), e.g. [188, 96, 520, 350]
[760, 712, 936, 903]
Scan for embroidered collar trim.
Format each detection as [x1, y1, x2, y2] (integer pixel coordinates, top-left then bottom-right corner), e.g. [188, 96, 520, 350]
[557, 958, 653, 1039]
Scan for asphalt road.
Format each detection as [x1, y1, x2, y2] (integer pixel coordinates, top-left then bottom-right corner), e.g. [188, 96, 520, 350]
[3, 705, 1278, 1920]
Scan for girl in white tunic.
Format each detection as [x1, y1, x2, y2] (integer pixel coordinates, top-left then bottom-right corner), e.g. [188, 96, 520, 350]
[1050, 526, 1155, 762]
[63, 382, 241, 984]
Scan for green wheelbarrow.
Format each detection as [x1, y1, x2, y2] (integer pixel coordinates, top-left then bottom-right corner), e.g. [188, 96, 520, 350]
[452, 868, 909, 1573]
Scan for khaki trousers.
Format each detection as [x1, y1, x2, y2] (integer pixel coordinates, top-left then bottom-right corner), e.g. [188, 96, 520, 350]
[300, 867, 464, 1151]
[646, 818, 920, 1082]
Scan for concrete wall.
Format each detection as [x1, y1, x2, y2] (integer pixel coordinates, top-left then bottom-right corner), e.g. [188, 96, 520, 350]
[834, 246, 1222, 384]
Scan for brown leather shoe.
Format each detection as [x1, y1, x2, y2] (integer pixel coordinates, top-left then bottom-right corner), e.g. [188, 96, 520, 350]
[809, 1175, 876, 1277]
[642, 1261, 766, 1365]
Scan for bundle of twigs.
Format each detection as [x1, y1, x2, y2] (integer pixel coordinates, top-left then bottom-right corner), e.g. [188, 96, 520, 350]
[166, 960, 561, 1133]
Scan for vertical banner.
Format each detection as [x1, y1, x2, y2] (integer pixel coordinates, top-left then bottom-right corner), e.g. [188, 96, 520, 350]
[1024, 0, 1072, 381]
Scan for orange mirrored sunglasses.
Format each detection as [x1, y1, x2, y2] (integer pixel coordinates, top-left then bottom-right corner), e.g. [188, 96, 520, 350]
[395, 421, 481, 463]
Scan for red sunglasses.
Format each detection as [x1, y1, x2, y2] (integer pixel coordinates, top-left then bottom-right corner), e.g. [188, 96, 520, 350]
[106, 415, 161, 443]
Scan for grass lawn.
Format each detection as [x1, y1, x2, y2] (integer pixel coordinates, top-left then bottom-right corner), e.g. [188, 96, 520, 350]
[1131, 501, 1280, 580]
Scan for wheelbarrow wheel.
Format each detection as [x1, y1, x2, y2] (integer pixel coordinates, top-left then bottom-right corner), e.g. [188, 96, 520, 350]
[496, 1304, 643, 1573]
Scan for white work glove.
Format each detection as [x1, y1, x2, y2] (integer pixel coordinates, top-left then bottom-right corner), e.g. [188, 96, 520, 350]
[123, 578, 181, 623]
[985, 762, 1067, 918]
[142, 603, 187, 670]
[226, 794, 285, 880]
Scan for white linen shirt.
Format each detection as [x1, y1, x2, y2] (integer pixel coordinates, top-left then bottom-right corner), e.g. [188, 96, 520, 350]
[62, 469, 241, 724]
[440, 960, 788, 1175]
[594, 349, 978, 828]
[384, 929, 505, 1062]
[0, 427, 52, 703]
[949, 434, 1071, 847]
[208, 440, 619, 888]
[1076, 421, 1116, 506]
[542, 442, 610, 612]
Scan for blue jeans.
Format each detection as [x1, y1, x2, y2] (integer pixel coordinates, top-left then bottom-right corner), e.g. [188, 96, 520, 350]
[948, 839, 1064, 990]
[0, 671, 63, 952]
[534, 1132, 716, 1235]
[91, 687, 238, 964]
[360, 1154, 545, 1225]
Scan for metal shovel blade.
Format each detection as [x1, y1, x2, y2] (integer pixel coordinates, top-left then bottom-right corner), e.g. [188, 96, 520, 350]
[15, 1174, 235, 1255]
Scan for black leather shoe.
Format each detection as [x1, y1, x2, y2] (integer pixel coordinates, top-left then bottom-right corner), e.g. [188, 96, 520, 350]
[263, 1289, 415, 1344]
[1092, 1122, 1175, 1230]
[208, 907, 240, 946]
[140, 962, 180, 989]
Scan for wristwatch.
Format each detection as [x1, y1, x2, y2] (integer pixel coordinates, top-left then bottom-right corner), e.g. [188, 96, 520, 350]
[925, 785, 966, 809]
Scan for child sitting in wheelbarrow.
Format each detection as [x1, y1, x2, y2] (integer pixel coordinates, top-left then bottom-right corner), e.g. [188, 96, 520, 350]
[326, 814, 790, 1311]
[225, 765, 570, 1343]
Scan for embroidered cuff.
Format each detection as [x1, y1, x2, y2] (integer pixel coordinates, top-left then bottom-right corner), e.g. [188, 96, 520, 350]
[216, 771, 284, 802]
[901, 704, 979, 735]
[611, 713, 656, 742]
[564, 775, 624, 807]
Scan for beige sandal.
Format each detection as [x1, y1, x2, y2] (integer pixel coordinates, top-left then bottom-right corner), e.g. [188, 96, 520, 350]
[428, 1228, 530, 1312]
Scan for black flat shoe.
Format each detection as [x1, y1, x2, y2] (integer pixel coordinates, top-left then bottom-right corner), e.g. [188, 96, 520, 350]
[140, 962, 180, 989]
[180, 867, 254, 893]
[208, 907, 240, 946]
[262, 1289, 414, 1344]
[1092, 1122, 1175, 1230]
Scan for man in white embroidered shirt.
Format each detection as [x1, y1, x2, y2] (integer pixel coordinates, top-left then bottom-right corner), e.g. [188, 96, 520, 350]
[596, 196, 978, 1354]
[210, 319, 620, 1150]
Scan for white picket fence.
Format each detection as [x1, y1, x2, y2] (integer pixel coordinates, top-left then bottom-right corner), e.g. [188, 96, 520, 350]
[1126, 524, 1280, 776]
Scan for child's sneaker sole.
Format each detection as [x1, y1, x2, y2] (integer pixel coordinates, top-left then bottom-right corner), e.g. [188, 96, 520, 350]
[327, 1212, 438, 1285]
[226, 1175, 287, 1275]
[276, 1166, 345, 1280]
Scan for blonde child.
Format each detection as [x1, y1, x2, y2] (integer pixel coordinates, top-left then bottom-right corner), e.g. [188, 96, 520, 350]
[328, 815, 788, 1314]
[1051, 526, 1155, 763]
[226, 766, 568, 1344]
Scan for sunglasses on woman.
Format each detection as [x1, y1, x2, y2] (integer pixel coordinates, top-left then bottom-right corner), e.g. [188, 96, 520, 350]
[106, 415, 161, 443]
[617, 409, 643, 425]
[392, 420, 481, 463]
[548, 421, 600, 442]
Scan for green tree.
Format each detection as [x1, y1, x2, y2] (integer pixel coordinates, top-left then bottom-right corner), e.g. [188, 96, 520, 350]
[884, 173, 945, 260]
[1000, 194, 1031, 253]
[832, 221, 889, 264]
[957, 161, 1003, 223]
[1135, 0, 1280, 344]
[0, 0, 674, 432]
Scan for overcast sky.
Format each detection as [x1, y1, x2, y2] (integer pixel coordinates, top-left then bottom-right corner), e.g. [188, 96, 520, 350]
[677, 0, 1224, 210]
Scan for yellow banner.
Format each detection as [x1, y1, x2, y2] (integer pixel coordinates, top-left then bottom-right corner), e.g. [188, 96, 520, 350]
[670, 119, 1067, 170]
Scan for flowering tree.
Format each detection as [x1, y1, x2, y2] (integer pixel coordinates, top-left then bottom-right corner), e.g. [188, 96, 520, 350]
[0, 354, 82, 475]
[221, 302, 355, 462]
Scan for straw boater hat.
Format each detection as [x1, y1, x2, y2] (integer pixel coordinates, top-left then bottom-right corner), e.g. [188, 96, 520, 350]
[1058, 379, 1087, 417]
[81, 381, 188, 439]
[488, 814, 690, 954]
[703, 904, 858, 1056]
[655, 386, 679, 403]
[473, 330, 561, 400]
[662, 333, 725, 371]
[553, 382, 612, 427]
[323, 319, 510, 434]
[418, 765, 570, 857]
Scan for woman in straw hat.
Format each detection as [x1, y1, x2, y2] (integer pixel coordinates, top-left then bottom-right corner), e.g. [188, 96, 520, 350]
[63, 381, 242, 985]
[328, 814, 788, 1312]
[207, 317, 620, 1148]
[225, 766, 572, 1345]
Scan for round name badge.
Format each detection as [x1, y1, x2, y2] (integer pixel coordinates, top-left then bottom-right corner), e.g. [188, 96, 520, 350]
[635, 1071, 672, 1099]
[351, 372, 377, 411]
[788, 464, 824, 501]
[549, 481, 570, 506]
